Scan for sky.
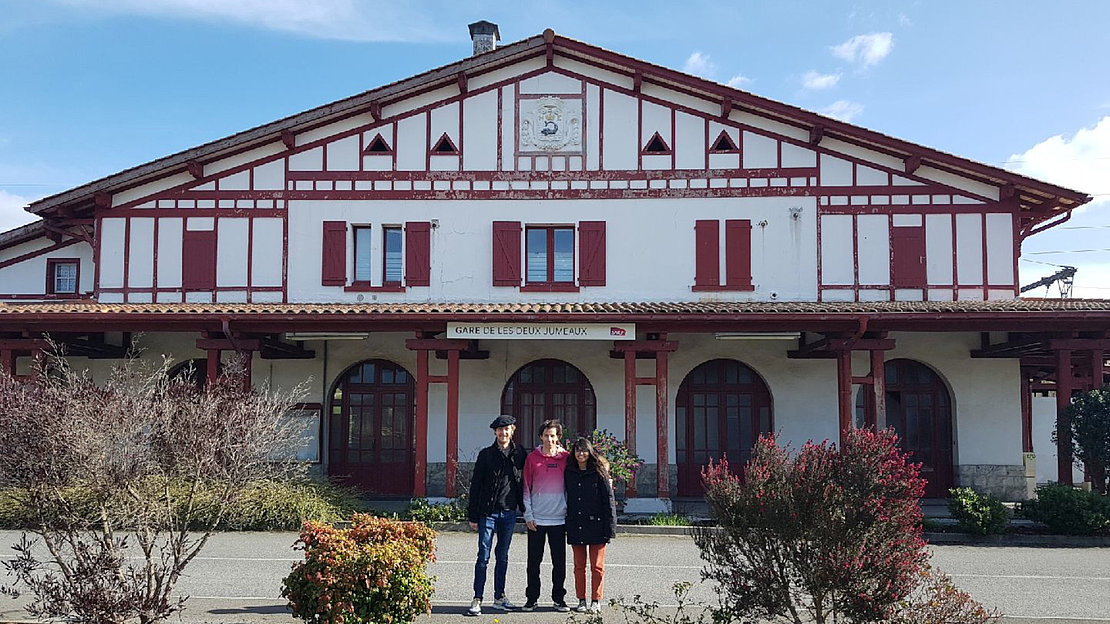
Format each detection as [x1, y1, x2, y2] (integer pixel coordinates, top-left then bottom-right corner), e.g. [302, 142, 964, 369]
[1, 0, 1109, 297]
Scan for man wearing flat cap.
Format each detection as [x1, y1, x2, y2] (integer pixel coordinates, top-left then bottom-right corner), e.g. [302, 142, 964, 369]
[465, 414, 528, 616]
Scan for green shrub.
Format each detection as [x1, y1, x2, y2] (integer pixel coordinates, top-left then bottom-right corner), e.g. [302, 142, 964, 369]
[947, 487, 1009, 535]
[405, 497, 466, 523]
[282, 514, 437, 624]
[0, 478, 367, 531]
[1020, 483, 1110, 535]
[647, 512, 689, 526]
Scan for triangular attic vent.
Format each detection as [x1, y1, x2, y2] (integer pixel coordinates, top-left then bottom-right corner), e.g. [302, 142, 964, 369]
[363, 133, 393, 154]
[642, 132, 671, 154]
[431, 133, 459, 155]
[710, 130, 739, 153]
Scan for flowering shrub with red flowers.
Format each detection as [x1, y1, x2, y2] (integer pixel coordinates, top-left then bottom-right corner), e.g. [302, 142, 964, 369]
[563, 428, 644, 484]
[693, 428, 928, 624]
[281, 514, 437, 624]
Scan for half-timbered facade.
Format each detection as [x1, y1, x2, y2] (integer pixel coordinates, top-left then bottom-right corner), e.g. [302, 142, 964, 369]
[1, 24, 1104, 504]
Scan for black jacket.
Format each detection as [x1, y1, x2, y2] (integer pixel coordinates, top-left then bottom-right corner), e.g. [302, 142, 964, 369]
[467, 441, 528, 523]
[565, 462, 617, 545]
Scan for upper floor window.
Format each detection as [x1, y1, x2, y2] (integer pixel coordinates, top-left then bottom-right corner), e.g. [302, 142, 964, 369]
[693, 219, 754, 292]
[492, 221, 606, 291]
[46, 258, 79, 295]
[526, 226, 574, 285]
[323, 221, 430, 291]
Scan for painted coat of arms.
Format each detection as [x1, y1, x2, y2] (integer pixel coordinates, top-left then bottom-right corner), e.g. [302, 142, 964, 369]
[519, 96, 583, 153]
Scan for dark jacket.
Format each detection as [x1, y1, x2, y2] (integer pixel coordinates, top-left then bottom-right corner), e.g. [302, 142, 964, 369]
[564, 462, 617, 545]
[467, 441, 528, 523]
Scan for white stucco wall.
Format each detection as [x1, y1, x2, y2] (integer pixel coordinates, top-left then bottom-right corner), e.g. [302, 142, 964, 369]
[286, 196, 818, 304]
[0, 238, 94, 295]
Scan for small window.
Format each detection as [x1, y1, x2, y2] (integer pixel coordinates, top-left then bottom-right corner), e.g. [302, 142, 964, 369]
[526, 226, 574, 284]
[363, 133, 393, 154]
[642, 131, 672, 155]
[46, 259, 79, 295]
[709, 130, 739, 153]
[353, 225, 373, 282]
[382, 226, 402, 285]
[431, 133, 459, 155]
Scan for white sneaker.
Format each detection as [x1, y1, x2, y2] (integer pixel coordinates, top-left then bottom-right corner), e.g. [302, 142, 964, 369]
[492, 597, 519, 611]
[574, 599, 589, 613]
[466, 598, 481, 616]
[589, 601, 601, 614]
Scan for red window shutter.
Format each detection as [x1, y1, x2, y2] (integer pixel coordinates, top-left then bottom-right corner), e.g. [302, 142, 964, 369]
[405, 221, 431, 287]
[321, 221, 347, 286]
[578, 221, 606, 286]
[492, 221, 521, 286]
[725, 219, 753, 289]
[181, 229, 216, 290]
[891, 226, 927, 288]
[694, 220, 719, 288]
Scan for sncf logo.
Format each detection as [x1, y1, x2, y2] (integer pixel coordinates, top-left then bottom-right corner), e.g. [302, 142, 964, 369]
[609, 327, 627, 337]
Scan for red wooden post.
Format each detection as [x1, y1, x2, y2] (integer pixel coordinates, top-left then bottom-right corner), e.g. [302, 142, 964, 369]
[1091, 350, 1104, 389]
[624, 350, 637, 498]
[870, 349, 886, 430]
[446, 349, 460, 498]
[1055, 349, 1073, 486]
[1020, 373, 1034, 453]
[414, 349, 429, 498]
[206, 349, 220, 385]
[655, 350, 669, 499]
[836, 349, 853, 447]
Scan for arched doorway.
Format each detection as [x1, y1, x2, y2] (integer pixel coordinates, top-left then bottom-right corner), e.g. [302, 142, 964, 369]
[501, 359, 596, 445]
[328, 359, 415, 496]
[856, 358, 954, 498]
[675, 359, 773, 496]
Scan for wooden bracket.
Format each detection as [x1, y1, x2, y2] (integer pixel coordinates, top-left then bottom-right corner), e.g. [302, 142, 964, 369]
[93, 192, 112, 209]
[808, 125, 824, 147]
[456, 72, 468, 95]
[281, 130, 295, 149]
[904, 154, 922, 174]
[369, 101, 383, 121]
[187, 160, 204, 179]
[633, 70, 643, 93]
[721, 99, 733, 119]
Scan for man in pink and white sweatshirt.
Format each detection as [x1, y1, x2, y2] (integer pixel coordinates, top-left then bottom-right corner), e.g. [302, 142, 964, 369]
[521, 419, 570, 612]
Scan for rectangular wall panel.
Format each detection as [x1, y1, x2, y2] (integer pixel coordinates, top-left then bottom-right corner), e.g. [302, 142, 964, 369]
[857, 215, 890, 285]
[462, 91, 498, 171]
[127, 217, 155, 288]
[217, 218, 249, 287]
[985, 213, 1015, 285]
[602, 90, 637, 170]
[925, 214, 953, 285]
[820, 214, 854, 285]
[395, 114, 427, 171]
[252, 218, 284, 287]
[675, 112, 704, 170]
[99, 218, 126, 288]
[585, 83, 600, 170]
[956, 213, 984, 285]
[157, 218, 183, 288]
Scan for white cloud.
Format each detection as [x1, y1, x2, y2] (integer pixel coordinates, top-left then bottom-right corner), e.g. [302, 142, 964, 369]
[830, 32, 894, 68]
[1006, 116, 1110, 205]
[48, 0, 452, 42]
[726, 74, 752, 88]
[0, 190, 38, 234]
[821, 100, 864, 122]
[802, 70, 840, 90]
[683, 51, 717, 79]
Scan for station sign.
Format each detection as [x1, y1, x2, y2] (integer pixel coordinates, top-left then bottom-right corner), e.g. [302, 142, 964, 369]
[446, 322, 635, 340]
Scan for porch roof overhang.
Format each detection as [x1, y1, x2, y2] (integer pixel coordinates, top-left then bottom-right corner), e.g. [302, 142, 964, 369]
[2, 299, 1109, 336]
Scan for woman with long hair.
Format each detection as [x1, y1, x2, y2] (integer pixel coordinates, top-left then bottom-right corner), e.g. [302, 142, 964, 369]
[564, 437, 617, 613]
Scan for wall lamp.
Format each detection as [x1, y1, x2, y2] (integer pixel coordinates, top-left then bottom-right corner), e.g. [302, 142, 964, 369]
[714, 332, 801, 340]
[284, 332, 371, 341]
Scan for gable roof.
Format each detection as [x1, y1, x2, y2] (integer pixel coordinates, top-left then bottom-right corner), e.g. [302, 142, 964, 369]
[23, 29, 1091, 229]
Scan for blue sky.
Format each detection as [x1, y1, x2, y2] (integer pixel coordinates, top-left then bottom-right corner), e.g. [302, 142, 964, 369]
[2, 0, 1108, 296]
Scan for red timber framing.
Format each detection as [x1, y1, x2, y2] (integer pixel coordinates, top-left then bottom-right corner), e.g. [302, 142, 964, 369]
[787, 327, 896, 446]
[975, 332, 1110, 486]
[611, 335, 678, 498]
[405, 335, 483, 498]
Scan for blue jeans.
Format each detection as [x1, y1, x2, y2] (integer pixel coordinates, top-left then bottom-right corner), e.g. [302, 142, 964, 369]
[473, 509, 517, 600]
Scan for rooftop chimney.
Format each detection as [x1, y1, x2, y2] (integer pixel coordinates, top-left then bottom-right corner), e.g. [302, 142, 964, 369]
[468, 21, 500, 56]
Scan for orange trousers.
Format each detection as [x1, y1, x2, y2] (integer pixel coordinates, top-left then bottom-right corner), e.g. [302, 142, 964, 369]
[571, 543, 606, 602]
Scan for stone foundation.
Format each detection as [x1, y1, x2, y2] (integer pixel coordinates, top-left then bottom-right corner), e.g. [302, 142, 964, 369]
[630, 463, 678, 498]
[956, 464, 1026, 501]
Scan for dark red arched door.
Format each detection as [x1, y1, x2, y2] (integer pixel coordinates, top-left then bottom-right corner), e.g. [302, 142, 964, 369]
[501, 359, 596, 445]
[857, 358, 954, 498]
[328, 360, 415, 496]
[675, 359, 773, 497]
